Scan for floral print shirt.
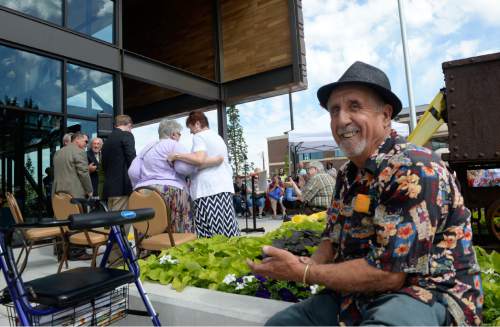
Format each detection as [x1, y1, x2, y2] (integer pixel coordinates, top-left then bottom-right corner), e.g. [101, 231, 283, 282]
[321, 132, 483, 326]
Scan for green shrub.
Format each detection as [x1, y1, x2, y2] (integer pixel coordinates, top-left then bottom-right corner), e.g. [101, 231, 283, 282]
[475, 246, 500, 326]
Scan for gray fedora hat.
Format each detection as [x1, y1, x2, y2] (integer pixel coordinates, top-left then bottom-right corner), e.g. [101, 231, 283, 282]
[317, 61, 402, 118]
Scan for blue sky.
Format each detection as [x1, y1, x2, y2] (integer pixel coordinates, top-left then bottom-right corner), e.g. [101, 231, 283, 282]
[133, 0, 500, 172]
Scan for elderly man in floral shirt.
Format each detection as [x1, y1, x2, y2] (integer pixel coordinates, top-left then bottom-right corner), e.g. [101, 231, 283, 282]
[248, 61, 482, 326]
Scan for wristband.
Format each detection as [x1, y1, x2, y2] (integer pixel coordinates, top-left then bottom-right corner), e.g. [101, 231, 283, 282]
[302, 263, 311, 285]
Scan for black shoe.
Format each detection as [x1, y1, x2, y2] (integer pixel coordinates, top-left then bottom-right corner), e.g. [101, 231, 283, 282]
[69, 253, 92, 261]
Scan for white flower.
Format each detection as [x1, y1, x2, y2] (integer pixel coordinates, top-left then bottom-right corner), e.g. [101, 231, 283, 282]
[223, 274, 237, 285]
[484, 268, 495, 275]
[242, 275, 255, 283]
[235, 282, 245, 290]
[310, 284, 319, 295]
[159, 254, 178, 265]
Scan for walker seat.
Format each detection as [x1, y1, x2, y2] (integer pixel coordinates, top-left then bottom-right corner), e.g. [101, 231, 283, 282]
[0, 206, 162, 326]
[25, 267, 134, 308]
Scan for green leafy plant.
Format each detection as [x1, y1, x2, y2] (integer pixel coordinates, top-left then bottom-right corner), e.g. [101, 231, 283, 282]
[138, 220, 324, 298]
[475, 246, 500, 326]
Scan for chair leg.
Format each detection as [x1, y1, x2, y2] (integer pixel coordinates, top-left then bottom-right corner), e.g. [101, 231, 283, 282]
[57, 238, 69, 271]
[58, 241, 70, 273]
[91, 246, 98, 267]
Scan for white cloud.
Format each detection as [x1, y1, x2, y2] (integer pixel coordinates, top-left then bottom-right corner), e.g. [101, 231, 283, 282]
[445, 40, 481, 61]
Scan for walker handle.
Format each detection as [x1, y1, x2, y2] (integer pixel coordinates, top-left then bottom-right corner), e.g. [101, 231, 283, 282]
[69, 208, 155, 229]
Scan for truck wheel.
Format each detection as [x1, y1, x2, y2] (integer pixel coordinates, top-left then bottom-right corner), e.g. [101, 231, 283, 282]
[486, 199, 500, 242]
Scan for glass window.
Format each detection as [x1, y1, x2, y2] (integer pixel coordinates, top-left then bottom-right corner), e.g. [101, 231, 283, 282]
[24, 151, 38, 184]
[67, 118, 97, 140]
[310, 152, 324, 160]
[67, 0, 114, 43]
[0, 0, 62, 25]
[0, 44, 62, 112]
[66, 64, 114, 118]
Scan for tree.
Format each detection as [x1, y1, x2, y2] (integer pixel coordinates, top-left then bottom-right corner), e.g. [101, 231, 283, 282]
[227, 105, 248, 176]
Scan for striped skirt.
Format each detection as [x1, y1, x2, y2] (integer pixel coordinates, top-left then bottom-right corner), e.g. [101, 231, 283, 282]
[193, 192, 240, 238]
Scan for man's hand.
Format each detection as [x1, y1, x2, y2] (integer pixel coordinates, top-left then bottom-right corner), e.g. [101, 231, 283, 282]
[88, 163, 97, 173]
[246, 246, 304, 283]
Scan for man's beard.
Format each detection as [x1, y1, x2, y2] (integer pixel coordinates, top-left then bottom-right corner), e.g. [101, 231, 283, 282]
[335, 125, 366, 158]
[338, 138, 367, 158]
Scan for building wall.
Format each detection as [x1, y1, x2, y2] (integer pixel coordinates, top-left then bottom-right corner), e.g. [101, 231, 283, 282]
[267, 136, 288, 167]
[124, 0, 215, 81]
[221, 0, 292, 82]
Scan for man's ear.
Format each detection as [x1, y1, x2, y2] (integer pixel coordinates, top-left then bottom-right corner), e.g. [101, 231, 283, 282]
[382, 104, 393, 128]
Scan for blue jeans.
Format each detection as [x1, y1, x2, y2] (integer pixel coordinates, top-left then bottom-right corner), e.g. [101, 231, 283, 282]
[247, 196, 265, 209]
[233, 195, 244, 214]
[265, 292, 448, 326]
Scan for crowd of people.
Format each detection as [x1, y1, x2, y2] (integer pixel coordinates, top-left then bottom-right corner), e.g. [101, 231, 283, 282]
[233, 161, 337, 220]
[45, 111, 242, 259]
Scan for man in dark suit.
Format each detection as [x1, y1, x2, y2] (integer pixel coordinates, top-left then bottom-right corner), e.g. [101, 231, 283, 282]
[87, 137, 103, 197]
[101, 115, 136, 211]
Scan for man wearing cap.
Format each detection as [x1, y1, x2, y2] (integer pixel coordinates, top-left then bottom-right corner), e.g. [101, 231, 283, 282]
[289, 160, 335, 211]
[248, 62, 482, 325]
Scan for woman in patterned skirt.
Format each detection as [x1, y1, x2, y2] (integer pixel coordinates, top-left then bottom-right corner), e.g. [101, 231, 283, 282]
[129, 119, 218, 233]
[168, 111, 240, 238]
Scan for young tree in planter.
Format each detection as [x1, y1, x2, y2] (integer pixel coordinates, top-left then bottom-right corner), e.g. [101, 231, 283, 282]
[227, 105, 248, 176]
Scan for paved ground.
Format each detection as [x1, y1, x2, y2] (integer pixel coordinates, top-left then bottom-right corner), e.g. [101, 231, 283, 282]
[0, 218, 283, 325]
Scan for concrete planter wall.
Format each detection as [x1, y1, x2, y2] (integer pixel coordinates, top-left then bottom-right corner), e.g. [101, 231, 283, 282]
[123, 281, 292, 326]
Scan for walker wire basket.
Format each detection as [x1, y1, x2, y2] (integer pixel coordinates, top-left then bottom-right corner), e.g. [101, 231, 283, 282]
[4, 284, 128, 326]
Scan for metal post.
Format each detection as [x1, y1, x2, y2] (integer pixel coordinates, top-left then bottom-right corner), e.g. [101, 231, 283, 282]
[289, 91, 294, 131]
[397, 0, 417, 131]
[217, 102, 228, 141]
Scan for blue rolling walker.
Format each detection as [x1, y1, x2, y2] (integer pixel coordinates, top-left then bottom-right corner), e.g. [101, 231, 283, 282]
[0, 202, 161, 326]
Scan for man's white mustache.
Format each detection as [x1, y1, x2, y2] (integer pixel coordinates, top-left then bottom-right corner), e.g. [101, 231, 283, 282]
[336, 125, 360, 135]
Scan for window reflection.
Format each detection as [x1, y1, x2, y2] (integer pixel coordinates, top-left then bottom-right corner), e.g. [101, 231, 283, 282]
[67, 0, 114, 43]
[0, 44, 62, 113]
[66, 64, 114, 118]
[0, 0, 62, 25]
[0, 110, 61, 217]
[67, 118, 97, 140]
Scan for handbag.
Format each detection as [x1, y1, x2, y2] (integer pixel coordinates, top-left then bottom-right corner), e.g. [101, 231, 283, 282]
[269, 186, 282, 201]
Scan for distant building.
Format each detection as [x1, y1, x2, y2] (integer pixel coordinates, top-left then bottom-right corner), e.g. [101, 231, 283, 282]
[267, 135, 341, 176]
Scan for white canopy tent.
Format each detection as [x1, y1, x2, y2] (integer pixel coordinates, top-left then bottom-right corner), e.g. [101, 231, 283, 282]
[288, 121, 410, 154]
